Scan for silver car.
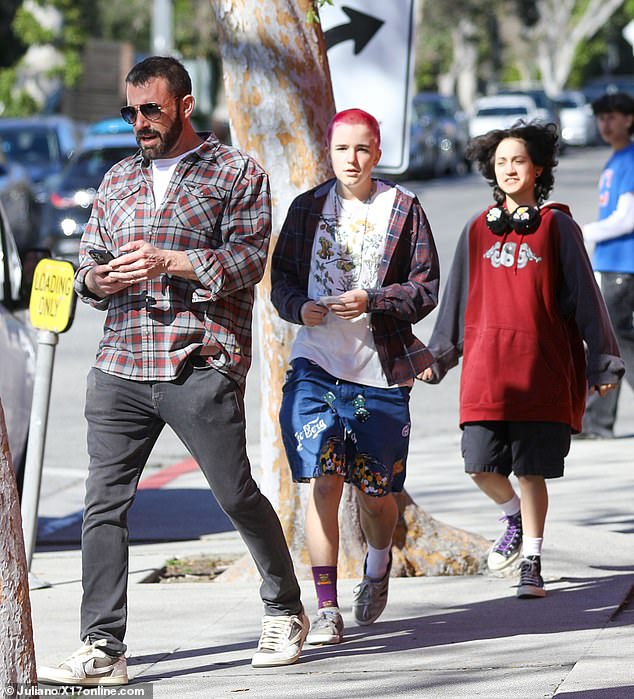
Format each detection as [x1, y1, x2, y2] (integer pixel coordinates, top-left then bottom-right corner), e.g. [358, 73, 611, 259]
[0, 197, 36, 491]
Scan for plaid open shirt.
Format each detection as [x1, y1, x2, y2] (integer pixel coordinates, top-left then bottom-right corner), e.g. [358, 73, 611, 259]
[271, 178, 440, 385]
[74, 134, 271, 388]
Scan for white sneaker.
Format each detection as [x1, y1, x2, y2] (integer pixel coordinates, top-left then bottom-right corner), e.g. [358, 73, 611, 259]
[251, 610, 309, 667]
[306, 607, 344, 645]
[38, 639, 128, 686]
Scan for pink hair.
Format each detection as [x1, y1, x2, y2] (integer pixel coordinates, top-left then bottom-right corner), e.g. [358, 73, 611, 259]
[326, 108, 381, 147]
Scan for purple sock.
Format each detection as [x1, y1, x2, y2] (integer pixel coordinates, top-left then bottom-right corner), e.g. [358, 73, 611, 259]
[312, 566, 338, 610]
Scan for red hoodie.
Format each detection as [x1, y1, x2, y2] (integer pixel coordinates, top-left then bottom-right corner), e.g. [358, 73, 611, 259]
[460, 203, 588, 429]
[427, 202, 623, 432]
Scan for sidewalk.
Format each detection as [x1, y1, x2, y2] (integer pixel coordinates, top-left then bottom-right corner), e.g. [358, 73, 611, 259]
[30, 433, 634, 698]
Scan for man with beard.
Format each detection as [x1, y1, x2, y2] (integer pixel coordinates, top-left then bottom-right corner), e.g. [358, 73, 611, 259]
[37, 56, 308, 688]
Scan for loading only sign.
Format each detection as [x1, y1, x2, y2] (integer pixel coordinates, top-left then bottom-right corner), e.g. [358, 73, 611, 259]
[29, 258, 77, 333]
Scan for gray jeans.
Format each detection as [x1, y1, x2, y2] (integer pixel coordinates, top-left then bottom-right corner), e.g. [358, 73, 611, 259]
[81, 363, 301, 655]
[583, 272, 634, 435]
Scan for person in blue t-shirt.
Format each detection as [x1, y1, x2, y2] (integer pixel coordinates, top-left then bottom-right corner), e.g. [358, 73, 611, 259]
[580, 92, 634, 438]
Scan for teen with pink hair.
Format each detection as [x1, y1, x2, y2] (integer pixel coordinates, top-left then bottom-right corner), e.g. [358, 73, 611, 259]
[271, 108, 440, 644]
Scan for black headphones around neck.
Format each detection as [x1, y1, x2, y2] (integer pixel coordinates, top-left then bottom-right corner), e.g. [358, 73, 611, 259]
[485, 205, 541, 235]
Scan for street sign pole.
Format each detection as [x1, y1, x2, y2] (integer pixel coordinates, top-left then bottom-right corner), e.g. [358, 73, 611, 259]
[20, 330, 58, 586]
[21, 258, 76, 588]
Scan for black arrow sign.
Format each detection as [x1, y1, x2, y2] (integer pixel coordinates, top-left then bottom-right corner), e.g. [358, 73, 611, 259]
[324, 7, 384, 55]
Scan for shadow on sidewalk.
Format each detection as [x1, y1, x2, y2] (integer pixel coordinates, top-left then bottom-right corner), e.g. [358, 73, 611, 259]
[127, 570, 634, 685]
[36, 488, 235, 550]
[556, 689, 634, 698]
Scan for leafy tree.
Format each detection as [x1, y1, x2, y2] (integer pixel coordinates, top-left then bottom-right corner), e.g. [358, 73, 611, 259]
[515, 0, 627, 95]
[0, 0, 222, 117]
[0, 0, 87, 116]
[417, 0, 501, 107]
[0, 0, 26, 69]
[568, 0, 634, 86]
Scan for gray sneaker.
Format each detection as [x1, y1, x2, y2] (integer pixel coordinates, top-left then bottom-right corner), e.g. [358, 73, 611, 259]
[306, 608, 344, 645]
[517, 556, 546, 599]
[352, 553, 392, 625]
[37, 640, 128, 687]
[251, 609, 309, 667]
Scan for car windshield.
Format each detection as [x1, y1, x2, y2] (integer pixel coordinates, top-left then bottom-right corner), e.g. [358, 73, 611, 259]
[0, 127, 60, 166]
[60, 147, 134, 191]
[556, 97, 580, 109]
[476, 107, 529, 117]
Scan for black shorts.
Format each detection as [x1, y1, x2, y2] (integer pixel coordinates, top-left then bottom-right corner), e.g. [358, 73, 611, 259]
[462, 421, 571, 479]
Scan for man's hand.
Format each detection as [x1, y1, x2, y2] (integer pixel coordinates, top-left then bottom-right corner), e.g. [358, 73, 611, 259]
[328, 289, 368, 320]
[301, 301, 329, 326]
[590, 383, 619, 397]
[84, 263, 129, 298]
[107, 240, 170, 284]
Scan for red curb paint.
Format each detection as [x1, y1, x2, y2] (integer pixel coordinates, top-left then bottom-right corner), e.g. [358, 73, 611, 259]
[138, 457, 199, 490]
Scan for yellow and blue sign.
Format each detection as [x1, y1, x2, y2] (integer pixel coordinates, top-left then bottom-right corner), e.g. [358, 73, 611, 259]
[29, 259, 76, 333]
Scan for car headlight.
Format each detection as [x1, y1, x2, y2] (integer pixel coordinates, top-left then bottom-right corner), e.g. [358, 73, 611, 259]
[60, 218, 78, 236]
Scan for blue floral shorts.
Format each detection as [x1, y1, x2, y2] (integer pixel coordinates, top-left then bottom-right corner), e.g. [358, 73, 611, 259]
[279, 358, 411, 496]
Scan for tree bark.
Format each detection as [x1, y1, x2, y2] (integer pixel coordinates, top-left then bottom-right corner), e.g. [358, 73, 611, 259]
[0, 400, 36, 687]
[212, 0, 489, 581]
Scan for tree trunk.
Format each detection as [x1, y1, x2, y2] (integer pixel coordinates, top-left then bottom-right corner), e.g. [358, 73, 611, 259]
[438, 18, 478, 110]
[212, 0, 489, 581]
[0, 400, 37, 686]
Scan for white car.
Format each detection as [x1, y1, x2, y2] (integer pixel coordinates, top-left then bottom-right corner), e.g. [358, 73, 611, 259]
[469, 95, 541, 138]
[0, 198, 37, 493]
[556, 90, 599, 147]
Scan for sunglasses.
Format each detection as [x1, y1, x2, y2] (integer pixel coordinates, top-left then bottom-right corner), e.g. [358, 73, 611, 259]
[120, 96, 181, 125]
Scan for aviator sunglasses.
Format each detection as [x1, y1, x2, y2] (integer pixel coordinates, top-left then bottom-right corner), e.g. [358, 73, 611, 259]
[120, 96, 182, 124]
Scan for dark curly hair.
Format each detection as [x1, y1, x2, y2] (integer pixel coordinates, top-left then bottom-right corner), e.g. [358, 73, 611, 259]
[465, 121, 559, 205]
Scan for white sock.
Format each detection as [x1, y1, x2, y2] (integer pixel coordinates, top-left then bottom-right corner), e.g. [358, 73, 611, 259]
[522, 537, 543, 558]
[365, 543, 391, 580]
[499, 493, 521, 517]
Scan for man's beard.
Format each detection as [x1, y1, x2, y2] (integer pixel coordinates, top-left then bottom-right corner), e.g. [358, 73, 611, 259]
[136, 112, 182, 160]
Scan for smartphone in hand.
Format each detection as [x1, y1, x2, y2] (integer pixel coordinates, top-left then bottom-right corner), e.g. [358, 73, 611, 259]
[88, 248, 115, 265]
[319, 295, 342, 306]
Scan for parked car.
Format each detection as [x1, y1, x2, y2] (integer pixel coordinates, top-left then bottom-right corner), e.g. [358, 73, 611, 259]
[0, 115, 83, 205]
[407, 104, 439, 178]
[555, 90, 599, 147]
[85, 116, 134, 136]
[38, 133, 139, 263]
[498, 88, 560, 126]
[583, 76, 634, 102]
[469, 95, 542, 138]
[408, 92, 470, 178]
[0, 197, 37, 493]
[0, 147, 38, 254]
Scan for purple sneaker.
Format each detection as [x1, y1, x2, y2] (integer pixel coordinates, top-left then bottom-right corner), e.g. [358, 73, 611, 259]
[487, 512, 522, 572]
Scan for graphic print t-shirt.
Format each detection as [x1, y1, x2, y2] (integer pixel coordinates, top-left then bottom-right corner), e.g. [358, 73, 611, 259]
[291, 181, 396, 387]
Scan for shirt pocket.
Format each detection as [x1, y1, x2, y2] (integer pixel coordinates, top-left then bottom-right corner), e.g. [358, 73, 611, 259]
[172, 182, 226, 247]
[107, 183, 143, 241]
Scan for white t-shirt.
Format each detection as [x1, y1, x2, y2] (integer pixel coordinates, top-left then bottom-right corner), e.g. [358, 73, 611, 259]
[290, 180, 397, 387]
[151, 145, 201, 208]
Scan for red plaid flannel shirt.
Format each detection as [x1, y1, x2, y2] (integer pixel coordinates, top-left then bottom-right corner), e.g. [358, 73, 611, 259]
[74, 135, 271, 387]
